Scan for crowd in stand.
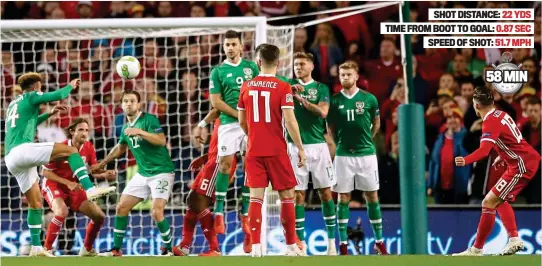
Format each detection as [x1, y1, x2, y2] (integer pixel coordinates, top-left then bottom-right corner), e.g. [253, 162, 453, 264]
[1, 1, 541, 210]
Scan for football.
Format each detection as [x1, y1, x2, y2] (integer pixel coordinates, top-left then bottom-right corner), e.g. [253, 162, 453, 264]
[116, 56, 141, 79]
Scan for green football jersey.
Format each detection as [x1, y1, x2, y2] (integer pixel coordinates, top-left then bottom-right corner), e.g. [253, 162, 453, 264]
[209, 59, 259, 124]
[286, 79, 330, 145]
[119, 112, 174, 177]
[328, 89, 380, 156]
[4, 85, 74, 155]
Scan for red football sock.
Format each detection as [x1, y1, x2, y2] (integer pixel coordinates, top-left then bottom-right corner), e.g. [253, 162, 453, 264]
[474, 207, 497, 249]
[84, 220, 103, 251]
[248, 197, 263, 245]
[45, 215, 65, 250]
[180, 208, 197, 248]
[280, 197, 297, 245]
[497, 202, 518, 238]
[198, 209, 219, 251]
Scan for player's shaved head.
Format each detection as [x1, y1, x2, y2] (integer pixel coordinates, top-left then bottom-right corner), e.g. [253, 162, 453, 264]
[473, 86, 494, 106]
[18, 72, 42, 91]
[256, 43, 280, 67]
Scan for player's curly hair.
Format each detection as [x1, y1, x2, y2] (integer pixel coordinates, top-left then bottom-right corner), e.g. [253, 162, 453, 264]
[65, 117, 90, 139]
[17, 72, 42, 91]
[473, 86, 495, 106]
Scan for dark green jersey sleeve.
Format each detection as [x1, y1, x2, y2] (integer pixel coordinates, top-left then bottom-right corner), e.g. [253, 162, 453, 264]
[369, 94, 380, 119]
[146, 114, 164, 134]
[209, 67, 223, 95]
[29, 85, 73, 105]
[318, 83, 331, 104]
[37, 113, 50, 125]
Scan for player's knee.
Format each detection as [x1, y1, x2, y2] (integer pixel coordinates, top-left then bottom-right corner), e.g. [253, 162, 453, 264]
[93, 210, 105, 224]
[54, 205, 69, 218]
[295, 191, 305, 204]
[218, 156, 232, 173]
[318, 188, 332, 202]
[28, 199, 42, 209]
[339, 193, 351, 203]
[364, 191, 379, 203]
[481, 196, 499, 209]
[115, 203, 130, 216]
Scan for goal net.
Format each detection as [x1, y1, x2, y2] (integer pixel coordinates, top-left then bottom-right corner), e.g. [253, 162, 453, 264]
[0, 17, 294, 256]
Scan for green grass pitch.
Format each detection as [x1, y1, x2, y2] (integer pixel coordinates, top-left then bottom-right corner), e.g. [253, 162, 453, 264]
[3, 255, 541, 266]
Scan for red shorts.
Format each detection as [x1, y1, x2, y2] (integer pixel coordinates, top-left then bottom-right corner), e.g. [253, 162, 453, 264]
[492, 162, 540, 202]
[191, 156, 236, 202]
[244, 154, 298, 191]
[42, 182, 88, 212]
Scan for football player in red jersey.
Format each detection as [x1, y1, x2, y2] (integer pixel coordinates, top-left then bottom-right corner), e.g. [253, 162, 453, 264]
[454, 86, 541, 256]
[41, 117, 116, 256]
[237, 43, 307, 257]
[173, 109, 241, 257]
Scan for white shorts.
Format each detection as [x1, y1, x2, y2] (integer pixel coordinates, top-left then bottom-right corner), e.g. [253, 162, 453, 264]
[332, 155, 379, 193]
[122, 172, 174, 201]
[288, 143, 335, 190]
[217, 123, 245, 156]
[5, 142, 54, 193]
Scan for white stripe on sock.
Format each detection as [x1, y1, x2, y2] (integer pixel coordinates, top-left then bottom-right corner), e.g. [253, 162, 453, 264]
[370, 219, 382, 224]
[113, 229, 126, 233]
[161, 229, 171, 236]
[73, 166, 86, 176]
[295, 227, 305, 230]
[338, 219, 348, 223]
[215, 192, 227, 196]
[28, 224, 41, 229]
[78, 175, 89, 180]
[295, 218, 305, 222]
[323, 216, 336, 220]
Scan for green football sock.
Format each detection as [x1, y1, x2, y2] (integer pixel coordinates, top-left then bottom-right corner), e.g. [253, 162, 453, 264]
[367, 201, 383, 241]
[322, 200, 336, 239]
[113, 216, 128, 249]
[213, 172, 230, 215]
[28, 208, 42, 246]
[67, 153, 94, 190]
[337, 201, 350, 244]
[156, 219, 172, 249]
[295, 205, 305, 241]
[241, 185, 250, 216]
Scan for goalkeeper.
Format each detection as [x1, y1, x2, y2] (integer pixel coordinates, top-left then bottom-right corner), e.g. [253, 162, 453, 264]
[209, 30, 259, 247]
[92, 90, 175, 257]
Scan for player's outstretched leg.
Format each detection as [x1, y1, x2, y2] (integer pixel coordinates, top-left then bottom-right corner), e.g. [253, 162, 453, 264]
[337, 193, 350, 255]
[497, 202, 525, 255]
[50, 143, 115, 200]
[213, 155, 235, 234]
[278, 189, 306, 257]
[100, 195, 141, 257]
[364, 191, 388, 255]
[453, 191, 501, 256]
[77, 200, 105, 256]
[151, 198, 173, 256]
[318, 188, 337, 255]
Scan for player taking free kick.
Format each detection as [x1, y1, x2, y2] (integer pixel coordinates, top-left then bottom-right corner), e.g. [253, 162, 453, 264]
[453, 86, 540, 256]
[92, 90, 175, 256]
[286, 52, 337, 255]
[327, 61, 388, 255]
[209, 30, 259, 238]
[3, 73, 115, 257]
[237, 43, 307, 257]
[42, 118, 116, 256]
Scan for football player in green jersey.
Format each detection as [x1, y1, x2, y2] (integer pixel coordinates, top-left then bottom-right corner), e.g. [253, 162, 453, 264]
[287, 52, 337, 255]
[327, 61, 389, 255]
[209, 30, 259, 244]
[92, 91, 175, 256]
[4, 73, 115, 257]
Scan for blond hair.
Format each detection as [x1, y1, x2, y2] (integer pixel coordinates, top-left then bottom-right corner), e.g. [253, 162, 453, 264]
[17, 72, 42, 91]
[339, 61, 359, 72]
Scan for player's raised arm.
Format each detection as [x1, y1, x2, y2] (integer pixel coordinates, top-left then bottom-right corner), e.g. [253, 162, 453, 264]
[91, 143, 128, 171]
[295, 84, 330, 119]
[21, 73, 81, 105]
[209, 68, 238, 119]
[124, 115, 166, 146]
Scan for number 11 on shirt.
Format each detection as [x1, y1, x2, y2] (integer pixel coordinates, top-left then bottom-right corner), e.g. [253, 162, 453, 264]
[249, 90, 271, 123]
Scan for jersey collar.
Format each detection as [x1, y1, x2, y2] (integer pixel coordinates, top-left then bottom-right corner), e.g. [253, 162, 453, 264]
[483, 108, 496, 121]
[297, 79, 314, 86]
[340, 88, 360, 99]
[128, 111, 143, 127]
[223, 58, 243, 67]
[68, 140, 83, 152]
[258, 73, 275, 77]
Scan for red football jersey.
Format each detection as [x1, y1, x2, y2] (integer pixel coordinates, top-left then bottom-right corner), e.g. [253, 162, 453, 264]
[237, 74, 295, 157]
[43, 140, 98, 184]
[481, 109, 540, 176]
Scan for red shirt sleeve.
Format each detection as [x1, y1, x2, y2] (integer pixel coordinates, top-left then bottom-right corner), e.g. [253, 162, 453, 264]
[237, 84, 246, 110]
[480, 117, 502, 144]
[464, 141, 494, 165]
[280, 83, 294, 109]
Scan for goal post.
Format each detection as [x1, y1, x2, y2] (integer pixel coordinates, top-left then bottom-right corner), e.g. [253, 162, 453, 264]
[1, 17, 294, 256]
